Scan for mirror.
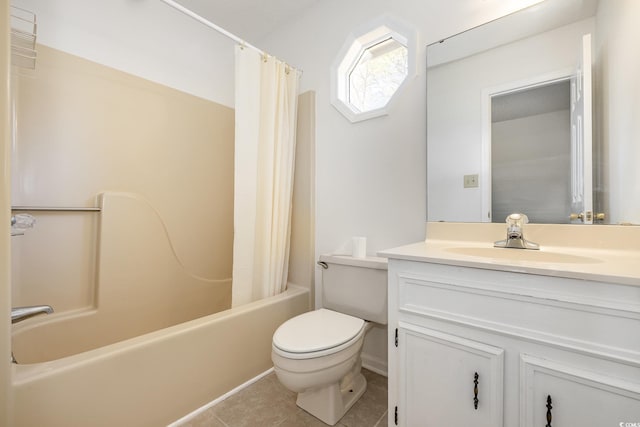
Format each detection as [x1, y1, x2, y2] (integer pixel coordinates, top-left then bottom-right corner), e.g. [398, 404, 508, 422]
[426, 0, 640, 225]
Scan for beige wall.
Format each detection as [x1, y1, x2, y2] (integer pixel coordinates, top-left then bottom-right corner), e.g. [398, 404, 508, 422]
[288, 91, 316, 305]
[11, 45, 235, 313]
[1, 1, 12, 425]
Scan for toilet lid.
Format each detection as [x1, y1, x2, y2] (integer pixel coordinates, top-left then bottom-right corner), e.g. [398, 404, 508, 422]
[273, 309, 365, 354]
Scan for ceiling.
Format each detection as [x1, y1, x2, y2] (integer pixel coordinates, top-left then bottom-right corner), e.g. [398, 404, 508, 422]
[174, 0, 321, 44]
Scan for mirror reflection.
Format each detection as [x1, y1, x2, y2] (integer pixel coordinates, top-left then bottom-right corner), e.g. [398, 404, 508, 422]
[491, 79, 572, 224]
[426, 0, 640, 225]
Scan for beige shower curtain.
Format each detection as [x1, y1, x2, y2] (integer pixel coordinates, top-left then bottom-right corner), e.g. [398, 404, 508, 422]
[232, 45, 300, 307]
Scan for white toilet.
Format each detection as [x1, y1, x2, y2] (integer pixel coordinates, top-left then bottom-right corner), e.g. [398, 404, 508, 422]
[272, 254, 387, 425]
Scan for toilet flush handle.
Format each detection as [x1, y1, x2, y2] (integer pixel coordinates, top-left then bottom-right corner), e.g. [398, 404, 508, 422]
[317, 261, 328, 269]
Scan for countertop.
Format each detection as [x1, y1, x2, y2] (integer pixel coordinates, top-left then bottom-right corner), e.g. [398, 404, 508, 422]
[378, 223, 640, 287]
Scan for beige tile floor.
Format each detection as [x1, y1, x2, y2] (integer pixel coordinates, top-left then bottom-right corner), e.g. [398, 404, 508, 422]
[181, 368, 388, 427]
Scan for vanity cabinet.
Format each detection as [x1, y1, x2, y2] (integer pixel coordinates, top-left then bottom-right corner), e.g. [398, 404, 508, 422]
[387, 259, 640, 427]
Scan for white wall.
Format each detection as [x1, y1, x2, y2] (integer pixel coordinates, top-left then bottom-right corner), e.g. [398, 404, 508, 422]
[259, 0, 557, 300]
[12, 0, 236, 106]
[595, 0, 640, 225]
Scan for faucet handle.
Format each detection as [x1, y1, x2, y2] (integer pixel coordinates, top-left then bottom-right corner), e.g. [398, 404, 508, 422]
[506, 213, 528, 238]
[506, 213, 528, 226]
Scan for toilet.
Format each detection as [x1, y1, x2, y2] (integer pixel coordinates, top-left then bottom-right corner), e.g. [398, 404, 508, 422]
[272, 254, 387, 425]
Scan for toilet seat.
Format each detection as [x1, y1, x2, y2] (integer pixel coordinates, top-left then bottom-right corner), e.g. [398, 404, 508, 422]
[273, 309, 365, 360]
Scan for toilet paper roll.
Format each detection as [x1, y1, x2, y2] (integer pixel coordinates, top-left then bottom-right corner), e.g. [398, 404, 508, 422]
[352, 237, 367, 258]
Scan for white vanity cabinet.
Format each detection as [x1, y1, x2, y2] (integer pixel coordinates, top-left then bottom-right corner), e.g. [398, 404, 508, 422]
[386, 258, 640, 427]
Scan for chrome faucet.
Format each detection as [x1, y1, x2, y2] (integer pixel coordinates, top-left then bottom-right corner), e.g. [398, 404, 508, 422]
[10, 305, 53, 364]
[494, 213, 539, 250]
[11, 305, 54, 324]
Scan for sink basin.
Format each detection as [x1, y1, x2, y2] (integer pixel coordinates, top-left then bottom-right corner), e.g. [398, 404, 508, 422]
[445, 247, 602, 264]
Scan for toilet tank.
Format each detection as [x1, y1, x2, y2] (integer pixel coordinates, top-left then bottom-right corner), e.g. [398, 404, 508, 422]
[319, 254, 387, 325]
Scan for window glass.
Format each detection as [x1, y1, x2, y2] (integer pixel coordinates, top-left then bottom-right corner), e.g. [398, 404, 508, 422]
[348, 38, 408, 113]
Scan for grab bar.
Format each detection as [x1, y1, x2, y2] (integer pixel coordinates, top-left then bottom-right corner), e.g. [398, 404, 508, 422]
[11, 206, 101, 212]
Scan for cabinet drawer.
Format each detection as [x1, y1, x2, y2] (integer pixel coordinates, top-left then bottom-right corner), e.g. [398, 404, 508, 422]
[520, 354, 640, 427]
[395, 263, 640, 362]
[398, 322, 504, 426]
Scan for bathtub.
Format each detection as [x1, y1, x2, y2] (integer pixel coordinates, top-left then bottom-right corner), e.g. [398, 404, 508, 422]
[10, 192, 310, 425]
[12, 285, 309, 426]
[12, 192, 236, 363]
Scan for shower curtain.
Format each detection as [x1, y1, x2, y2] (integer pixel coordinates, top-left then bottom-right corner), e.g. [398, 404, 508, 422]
[232, 45, 300, 307]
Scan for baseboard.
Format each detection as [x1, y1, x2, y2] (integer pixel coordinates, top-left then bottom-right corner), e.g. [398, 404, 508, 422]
[362, 352, 388, 377]
[168, 367, 275, 426]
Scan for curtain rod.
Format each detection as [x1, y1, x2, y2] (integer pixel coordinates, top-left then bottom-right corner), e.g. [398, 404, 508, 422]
[159, 0, 302, 74]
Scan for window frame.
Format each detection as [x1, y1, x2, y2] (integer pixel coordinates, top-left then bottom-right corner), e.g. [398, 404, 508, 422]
[331, 16, 416, 123]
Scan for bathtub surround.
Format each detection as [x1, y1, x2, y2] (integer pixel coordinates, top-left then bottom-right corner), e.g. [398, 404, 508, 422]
[0, 2, 12, 425]
[11, 193, 232, 363]
[11, 44, 234, 313]
[232, 45, 300, 307]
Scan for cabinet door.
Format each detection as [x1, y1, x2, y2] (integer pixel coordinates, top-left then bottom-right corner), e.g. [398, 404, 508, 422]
[398, 323, 504, 427]
[521, 354, 640, 427]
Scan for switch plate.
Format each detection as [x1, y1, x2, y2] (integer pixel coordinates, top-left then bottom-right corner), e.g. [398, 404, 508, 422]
[464, 174, 479, 188]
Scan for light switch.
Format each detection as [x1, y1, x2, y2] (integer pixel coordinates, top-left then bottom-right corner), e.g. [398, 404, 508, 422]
[464, 174, 479, 188]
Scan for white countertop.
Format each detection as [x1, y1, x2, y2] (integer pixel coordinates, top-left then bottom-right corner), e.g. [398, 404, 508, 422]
[379, 223, 640, 287]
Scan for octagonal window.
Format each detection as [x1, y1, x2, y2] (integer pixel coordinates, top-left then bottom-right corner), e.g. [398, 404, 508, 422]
[331, 18, 414, 123]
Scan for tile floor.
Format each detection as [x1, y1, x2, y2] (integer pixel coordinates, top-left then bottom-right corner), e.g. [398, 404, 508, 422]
[180, 369, 388, 427]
